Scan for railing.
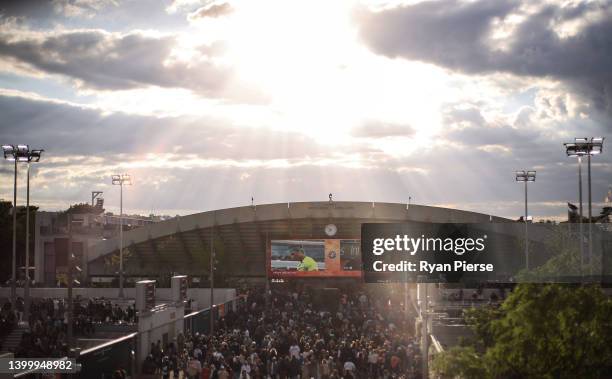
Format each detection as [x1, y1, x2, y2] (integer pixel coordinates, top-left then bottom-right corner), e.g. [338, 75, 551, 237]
[183, 295, 244, 336]
[77, 332, 138, 379]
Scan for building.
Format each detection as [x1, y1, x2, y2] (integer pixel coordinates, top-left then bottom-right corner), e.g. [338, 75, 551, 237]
[86, 201, 511, 283]
[34, 210, 163, 286]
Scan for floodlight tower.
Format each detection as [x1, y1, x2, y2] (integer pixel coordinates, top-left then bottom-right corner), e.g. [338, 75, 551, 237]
[2, 144, 30, 307]
[112, 174, 132, 299]
[564, 140, 588, 273]
[515, 170, 536, 270]
[565, 137, 604, 275]
[585, 138, 604, 273]
[23, 148, 43, 324]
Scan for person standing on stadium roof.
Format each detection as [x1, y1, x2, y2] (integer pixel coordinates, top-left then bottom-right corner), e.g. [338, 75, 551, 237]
[290, 246, 319, 271]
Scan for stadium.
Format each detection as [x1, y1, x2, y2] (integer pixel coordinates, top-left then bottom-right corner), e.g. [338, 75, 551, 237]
[87, 201, 509, 281]
[2, 0, 612, 376]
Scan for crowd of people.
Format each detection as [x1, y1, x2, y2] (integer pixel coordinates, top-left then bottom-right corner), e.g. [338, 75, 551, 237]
[0, 296, 136, 358]
[143, 285, 421, 378]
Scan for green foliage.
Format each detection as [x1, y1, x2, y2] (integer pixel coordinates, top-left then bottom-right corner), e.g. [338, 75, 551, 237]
[462, 305, 503, 349]
[431, 346, 487, 379]
[65, 203, 104, 215]
[435, 284, 612, 379]
[485, 284, 612, 379]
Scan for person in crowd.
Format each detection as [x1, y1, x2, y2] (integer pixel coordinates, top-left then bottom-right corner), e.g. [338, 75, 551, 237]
[145, 284, 421, 379]
[1, 297, 137, 359]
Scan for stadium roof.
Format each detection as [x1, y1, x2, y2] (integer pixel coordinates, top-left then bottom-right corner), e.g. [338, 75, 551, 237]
[87, 201, 510, 278]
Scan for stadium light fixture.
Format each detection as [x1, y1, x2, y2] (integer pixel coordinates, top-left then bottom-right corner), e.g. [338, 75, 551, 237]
[22, 148, 44, 325]
[515, 170, 536, 270]
[2, 144, 19, 307]
[2, 144, 15, 160]
[564, 137, 605, 276]
[2, 145, 44, 310]
[112, 174, 132, 299]
[565, 139, 585, 273]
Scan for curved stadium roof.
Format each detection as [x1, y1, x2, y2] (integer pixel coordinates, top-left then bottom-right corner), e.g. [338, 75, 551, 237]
[88, 202, 510, 278]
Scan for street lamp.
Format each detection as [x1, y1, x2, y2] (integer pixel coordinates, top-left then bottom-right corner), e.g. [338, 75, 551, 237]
[112, 174, 132, 299]
[2, 144, 25, 308]
[515, 170, 536, 270]
[23, 149, 43, 324]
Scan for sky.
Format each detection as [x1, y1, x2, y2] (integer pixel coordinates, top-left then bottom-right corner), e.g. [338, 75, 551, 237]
[0, 0, 610, 220]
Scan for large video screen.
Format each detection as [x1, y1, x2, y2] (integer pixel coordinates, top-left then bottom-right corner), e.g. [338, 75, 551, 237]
[269, 239, 362, 278]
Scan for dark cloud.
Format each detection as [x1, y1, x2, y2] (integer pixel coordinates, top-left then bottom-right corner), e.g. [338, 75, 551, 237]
[0, 0, 119, 22]
[441, 104, 543, 153]
[351, 121, 415, 138]
[0, 28, 231, 95]
[356, 0, 612, 116]
[0, 92, 326, 160]
[430, 102, 612, 212]
[0, 0, 57, 20]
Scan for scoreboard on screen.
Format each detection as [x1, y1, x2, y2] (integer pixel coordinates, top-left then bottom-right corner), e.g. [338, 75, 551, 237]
[268, 239, 362, 278]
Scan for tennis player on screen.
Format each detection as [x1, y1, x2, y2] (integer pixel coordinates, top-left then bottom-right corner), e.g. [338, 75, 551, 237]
[290, 246, 319, 271]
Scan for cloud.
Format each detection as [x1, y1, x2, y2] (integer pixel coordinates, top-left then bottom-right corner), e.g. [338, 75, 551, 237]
[188, 1, 233, 20]
[356, 0, 612, 117]
[0, 27, 234, 96]
[0, 0, 118, 20]
[0, 90, 326, 160]
[351, 121, 415, 138]
[52, 0, 119, 19]
[0, 90, 610, 221]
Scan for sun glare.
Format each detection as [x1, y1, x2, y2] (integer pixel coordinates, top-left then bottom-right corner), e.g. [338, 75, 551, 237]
[193, 0, 449, 150]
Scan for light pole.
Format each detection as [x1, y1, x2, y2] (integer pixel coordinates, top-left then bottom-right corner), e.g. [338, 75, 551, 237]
[565, 140, 586, 273]
[67, 213, 82, 350]
[112, 174, 132, 299]
[23, 148, 43, 324]
[2, 144, 28, 308]
[585, 138, 604, 274]
[68, 213, 74, 348]
[515, 170, 536, 270]
[210, 226, 215, 336]
[565, 138, 604, 275]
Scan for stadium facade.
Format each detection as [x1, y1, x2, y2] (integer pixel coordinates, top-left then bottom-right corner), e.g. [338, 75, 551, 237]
[85, 201, 509, 281]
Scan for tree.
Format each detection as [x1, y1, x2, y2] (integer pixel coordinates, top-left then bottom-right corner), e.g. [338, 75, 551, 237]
[485, 284, 612, 379]
[432, 284, 612, 378]
[462, 305, 503, 349]
[65, 203, 104, 215]
[431, 346, 487, 379]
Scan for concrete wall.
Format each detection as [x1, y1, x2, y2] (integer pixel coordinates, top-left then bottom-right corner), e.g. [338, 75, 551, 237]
[0, 287, 236, 311]
[138, 304, 185, 363]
